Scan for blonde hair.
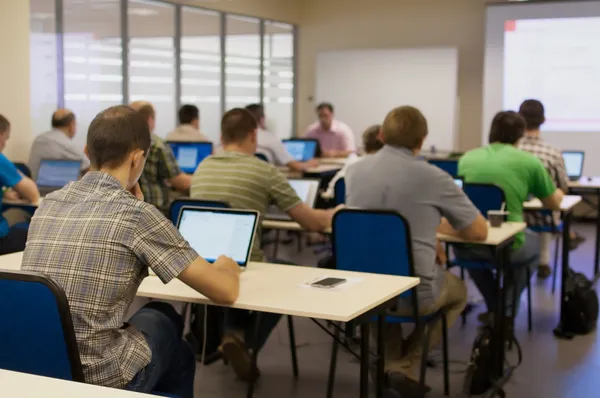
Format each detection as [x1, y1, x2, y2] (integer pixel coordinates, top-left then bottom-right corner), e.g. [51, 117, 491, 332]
[382, 106, 428, 150]
[130, 100, 155, 122]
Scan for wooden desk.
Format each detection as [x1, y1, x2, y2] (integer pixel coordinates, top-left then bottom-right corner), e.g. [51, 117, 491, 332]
[278, 164, 342, 179]
[523, 195, 582, 212]
[569, 178, 600, 277]
[437, 221, 526, 246]
[318, 158, 349, 166]
[0, 369, 153, 397]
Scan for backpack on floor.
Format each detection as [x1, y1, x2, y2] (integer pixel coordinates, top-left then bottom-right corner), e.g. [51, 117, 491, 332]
[561, 268, 599, 335]
[185, 304, 225, 364]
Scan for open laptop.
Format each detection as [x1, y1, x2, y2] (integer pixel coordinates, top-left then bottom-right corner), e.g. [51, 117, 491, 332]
[282, 139, 318, 162]
[36, 159, 82, 196]
[266, 178, 320, 221]
[176, 207, 260, 268]
[562, 151, 585, 181]
[167, 141, 213, 174]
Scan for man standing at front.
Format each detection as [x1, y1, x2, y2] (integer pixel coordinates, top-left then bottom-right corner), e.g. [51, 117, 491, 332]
[305, 103, 356, 158]
[345, 106, 488, 396]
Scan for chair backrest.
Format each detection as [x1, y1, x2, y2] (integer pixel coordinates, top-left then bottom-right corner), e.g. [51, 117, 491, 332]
[334, 178, 346, 205]
[429, 159, 458, 178]
[463, 183, 505, 218]
[13, 162, 32, 178]
[332, 209, 415, 298]
[0, 270, 84, 382]
[169, 198, 230, 225]
[255, 153, 268, 162]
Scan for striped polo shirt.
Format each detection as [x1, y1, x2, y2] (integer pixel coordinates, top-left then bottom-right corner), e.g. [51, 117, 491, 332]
[191, 151, 302, 261]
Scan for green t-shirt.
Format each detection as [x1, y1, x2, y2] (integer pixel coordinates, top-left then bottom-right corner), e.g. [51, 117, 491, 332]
[458, 143, 556, 249]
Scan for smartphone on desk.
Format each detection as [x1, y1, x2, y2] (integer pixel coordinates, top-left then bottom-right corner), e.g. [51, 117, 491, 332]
[311, 277, 347, 289]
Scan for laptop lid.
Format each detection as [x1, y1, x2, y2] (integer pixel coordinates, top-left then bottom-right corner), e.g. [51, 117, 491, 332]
[283, 139, 318, 162]
[176, 207, 259, 267]
[562, 151, 584, 180]
[287, 178, 320, 208]
[168, 141, 213, 174]
[36, 159, 82, 189]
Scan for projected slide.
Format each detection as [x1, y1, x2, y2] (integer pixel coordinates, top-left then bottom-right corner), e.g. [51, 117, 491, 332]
[503, 17, 600, 132]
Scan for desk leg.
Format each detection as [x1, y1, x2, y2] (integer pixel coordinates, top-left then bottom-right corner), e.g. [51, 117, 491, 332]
[360, 323, 370, 398]
[376, 315, 385, 398]
[554, 212, 573, 339]
[246, 313, 262, 398]
[595, 191, 600, 276]
[494, 246, 506, 380]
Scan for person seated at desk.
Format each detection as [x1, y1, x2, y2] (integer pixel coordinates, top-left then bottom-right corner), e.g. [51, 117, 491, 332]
[22, 105, 241, 398]
[245, 103, 318, 171]
[0, 114, 40, 254]
[456, 110, 564, 324]
[518, 99, 584, 279]
[322, 124, 383, 200]
[346, 106, 488, 395]
[130, 101, 191, 215]
[305, 102, 356, 158]
[166, 104, 210, 142]
[28, 109, 89, 180]
[191, 108, 336, 381]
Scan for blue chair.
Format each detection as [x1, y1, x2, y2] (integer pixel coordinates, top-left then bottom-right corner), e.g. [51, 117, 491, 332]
[254, 153, 268, 162]
[169, 198, 229, 225]
[453, 183, 532, 331]
[330, 209, 450, 396]
[333, 178, 345, 205]
[429, 159, 458, 178]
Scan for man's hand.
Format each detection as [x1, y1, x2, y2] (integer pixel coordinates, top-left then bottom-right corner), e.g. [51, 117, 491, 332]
[435, 240, 447, 266]
[129, 183, 144, 201]
[3, 190, 21, 201]
[213, 255, 242, 276]
[305, 158, 320, 167]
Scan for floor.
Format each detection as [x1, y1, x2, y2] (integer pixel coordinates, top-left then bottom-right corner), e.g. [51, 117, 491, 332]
[182, 222, 600, 398]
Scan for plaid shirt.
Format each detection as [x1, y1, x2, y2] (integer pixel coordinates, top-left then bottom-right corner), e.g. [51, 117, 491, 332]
[22, 172, 197, 388]
[519, 134, 568, 226]
[139, 134, 182, 214]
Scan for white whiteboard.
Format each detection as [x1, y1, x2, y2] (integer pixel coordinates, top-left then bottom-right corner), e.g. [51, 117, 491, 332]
[316, 48, 459, 151]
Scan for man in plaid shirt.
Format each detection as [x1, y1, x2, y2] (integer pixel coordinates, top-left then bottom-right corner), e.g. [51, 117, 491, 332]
[22, 105, 240, 397]
[518, 99, 584, 279]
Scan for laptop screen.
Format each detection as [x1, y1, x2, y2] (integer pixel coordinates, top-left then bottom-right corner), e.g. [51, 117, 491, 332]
[283, 140, 318, 162]
[36, 159, 81, 188]
[562, 151, 584, 178]
[177, 208, 258, 266]
[168, 142, 213, 174]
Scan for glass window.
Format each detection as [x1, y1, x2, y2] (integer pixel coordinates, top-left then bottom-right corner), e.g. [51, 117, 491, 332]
[181, 7, 222, 142]
[62, 0, 123, 150]
[264, 21, 294, 139]
[30, 0, 59, 140]
[225, 15, 261, 110]
[128, 0, 175, 138]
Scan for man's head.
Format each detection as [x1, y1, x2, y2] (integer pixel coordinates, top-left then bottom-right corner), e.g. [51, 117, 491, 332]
[245, 104, 266, 130]
[52, 109, 77, 138]
[220, 108, 258, 153]
[316, 102, 334, 130]
[362, 124, 384, 154]
[130, 101, 156, 133]
[519, 99, 545, 131]
[85, 105, 151, 189]
[0, 114, 10, 152]
[381, 106, 428, 152]
[488, 111, 526, 145]
[178, 104, 200, 129]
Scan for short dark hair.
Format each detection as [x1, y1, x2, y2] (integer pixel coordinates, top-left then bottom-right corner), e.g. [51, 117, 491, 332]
[362, 125, 383, 153]
[316, 102, 334, 113]
[178, 104, 199, 125]
[130, 101, 155, 122]
[87, 105, 151, 169]
[51, 112, 75, 128]
[488, 111, 526, 145]
[221, 108, 258, 144]
[519, 99, 545, 130]
[245, 104, 265, 122]
[0, 114, 10, 134]
[382, 106, 428, 150]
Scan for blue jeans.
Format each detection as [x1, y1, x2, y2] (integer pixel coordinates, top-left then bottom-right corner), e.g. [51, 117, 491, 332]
[125, 302, 196, 398]
[453, 229, 539, 317]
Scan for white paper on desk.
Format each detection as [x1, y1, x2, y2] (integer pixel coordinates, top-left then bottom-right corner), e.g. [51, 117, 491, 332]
[299, 275, 363, 291]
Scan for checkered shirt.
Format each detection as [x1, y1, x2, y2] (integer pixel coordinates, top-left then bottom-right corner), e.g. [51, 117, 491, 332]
[519, 134, 568, 227]
[22, 171, 198, 388]
[139, 134, 182, 214]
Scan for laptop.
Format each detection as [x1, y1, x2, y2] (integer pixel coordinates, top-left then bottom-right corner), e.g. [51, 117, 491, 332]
[282, 139, 318, 162]
[167, 141, 213, 174]
[36, 159, 82, 195]
[454, 178, 464, 189]
[266, 178, 320, 221]
[176, 207, 260, 268]
[562, 151, 585, 181]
